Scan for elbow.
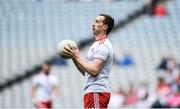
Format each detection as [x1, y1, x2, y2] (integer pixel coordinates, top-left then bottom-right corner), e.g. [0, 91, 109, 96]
[86, 66, 101, 77]
[90, 70, 100, 77]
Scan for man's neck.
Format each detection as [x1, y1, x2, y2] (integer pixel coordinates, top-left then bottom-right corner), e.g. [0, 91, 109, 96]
[95, 33, 107, 41]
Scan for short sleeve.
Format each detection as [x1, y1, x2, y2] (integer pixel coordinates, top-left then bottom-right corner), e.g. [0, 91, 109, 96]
[93, 45, 109, 60]
[32, 76, 38, 86]
[51, 75, 59, 86]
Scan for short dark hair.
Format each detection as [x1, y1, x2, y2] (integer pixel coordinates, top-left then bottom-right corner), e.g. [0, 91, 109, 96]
[99, 14, 114, 35]
[44, 61, 52, 66]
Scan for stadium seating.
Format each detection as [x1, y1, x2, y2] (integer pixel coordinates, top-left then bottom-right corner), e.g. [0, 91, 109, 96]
[0, 0, 180, 108]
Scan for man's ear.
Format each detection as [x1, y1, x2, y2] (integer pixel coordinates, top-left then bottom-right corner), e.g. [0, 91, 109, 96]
[103, 24, 108, 31]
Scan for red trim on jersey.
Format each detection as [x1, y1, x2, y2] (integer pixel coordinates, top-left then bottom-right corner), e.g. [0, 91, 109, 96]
[95, 36, 107, 41]
[96, 36, 107, 45]
[99, 38, 105, 45]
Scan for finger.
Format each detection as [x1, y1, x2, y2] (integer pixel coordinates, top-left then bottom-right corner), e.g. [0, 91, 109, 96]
[60, 52, 71, 59]
[68, 44, 73, 50]
[62, 52, 71, 57]
[72, 46, 77, 50]
[64, 47, 72, 53]
[62, 50, 71, 55]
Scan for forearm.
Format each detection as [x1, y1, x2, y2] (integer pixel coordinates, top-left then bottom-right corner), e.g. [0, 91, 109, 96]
[31, 86, 36, 98]
[72, 59, 85, 76]
[53, 86, 59, 96]
[74, 57, 100, 77]
[63, 45, 102, 77]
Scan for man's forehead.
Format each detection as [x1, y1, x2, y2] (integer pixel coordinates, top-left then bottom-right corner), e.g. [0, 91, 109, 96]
[95, 15, 105, 21]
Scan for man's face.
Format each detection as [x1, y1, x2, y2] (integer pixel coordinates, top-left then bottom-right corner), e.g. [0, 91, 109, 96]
[42, 64, 51, 74]
[92, 16, 107, 36]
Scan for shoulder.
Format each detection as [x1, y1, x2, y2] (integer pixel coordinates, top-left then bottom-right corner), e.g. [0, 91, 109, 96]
[49, 73, 59, 84]
[104, 38, 113, 46]
[33, 73, 41, 79]
[49, 73, 57, 78]
[99, 39, 113, 50]
[49, 73, 58, 80]
[32, 73, 42, 84]
[91, 39, 113, 53]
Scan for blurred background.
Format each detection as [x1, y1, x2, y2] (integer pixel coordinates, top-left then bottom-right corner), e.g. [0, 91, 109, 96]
[0, 0, 180, 108]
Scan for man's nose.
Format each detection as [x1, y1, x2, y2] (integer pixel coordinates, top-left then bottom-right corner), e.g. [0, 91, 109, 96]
[92, 22, 95, 27]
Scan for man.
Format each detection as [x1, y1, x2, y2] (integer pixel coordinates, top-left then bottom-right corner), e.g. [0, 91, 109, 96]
[64, 14, 114, 108]
[31, 62, 59, 109]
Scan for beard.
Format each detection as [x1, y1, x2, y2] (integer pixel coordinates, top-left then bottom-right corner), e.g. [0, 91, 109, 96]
[92, 29, 101, 36]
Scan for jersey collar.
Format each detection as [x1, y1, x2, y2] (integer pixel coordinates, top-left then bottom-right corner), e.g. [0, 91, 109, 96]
[95, 36, 107, 41]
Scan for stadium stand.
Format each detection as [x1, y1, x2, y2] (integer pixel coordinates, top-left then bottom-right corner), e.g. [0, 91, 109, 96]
[0, 0, 180, 108]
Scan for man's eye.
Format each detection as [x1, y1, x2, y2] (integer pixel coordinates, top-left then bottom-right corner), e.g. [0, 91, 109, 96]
[95, 20, 99, 23]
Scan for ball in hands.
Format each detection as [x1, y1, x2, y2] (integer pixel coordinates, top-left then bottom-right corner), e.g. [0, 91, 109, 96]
[57, 39, 77, 59]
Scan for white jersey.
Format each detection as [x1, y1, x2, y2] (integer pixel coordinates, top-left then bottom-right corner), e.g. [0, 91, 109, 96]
[32, 72, 59, 102]
[84, 37, 114, 94]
